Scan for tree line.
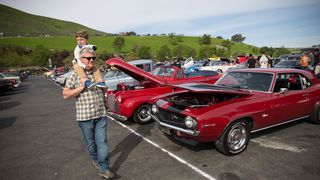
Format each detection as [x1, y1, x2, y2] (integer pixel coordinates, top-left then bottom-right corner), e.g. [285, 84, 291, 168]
[0, 34, 291, 68]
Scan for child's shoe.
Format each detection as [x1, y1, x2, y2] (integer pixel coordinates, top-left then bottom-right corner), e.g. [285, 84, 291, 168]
[96, 81, 107, 88]
[85, 80, 95, 88]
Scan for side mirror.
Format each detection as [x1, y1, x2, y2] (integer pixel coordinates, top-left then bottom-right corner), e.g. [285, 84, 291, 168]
[280, 88, 288, 94]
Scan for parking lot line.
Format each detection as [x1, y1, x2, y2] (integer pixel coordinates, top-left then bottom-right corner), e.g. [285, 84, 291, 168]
[112, 118, 216, 180]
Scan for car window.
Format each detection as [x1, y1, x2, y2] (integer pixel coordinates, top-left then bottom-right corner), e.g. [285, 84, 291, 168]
[274, 73, 312, 92]
[176, 69, 184, 78]
[153, 67, 175, 76]
[216, 72, 273, 92]
[105, 70, 118, 78]
[136, 63, 152, 72]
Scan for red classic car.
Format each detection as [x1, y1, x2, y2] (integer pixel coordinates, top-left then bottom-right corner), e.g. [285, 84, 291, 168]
[149, 68, 320, 155]
[105, 58, 221, 124]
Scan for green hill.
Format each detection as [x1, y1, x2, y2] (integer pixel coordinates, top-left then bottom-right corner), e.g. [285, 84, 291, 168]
[0, 4, 108, 36]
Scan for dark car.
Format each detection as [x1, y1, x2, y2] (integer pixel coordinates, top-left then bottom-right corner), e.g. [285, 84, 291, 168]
[0, 78, 12, 93]
[274, 60, 301, 69]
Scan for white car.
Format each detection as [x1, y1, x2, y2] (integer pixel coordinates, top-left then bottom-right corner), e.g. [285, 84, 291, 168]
[0, 73, 21, 88]
[104, 59, 153, 90]
[200, 60, 237, 73]
[55, 71, 73, 86]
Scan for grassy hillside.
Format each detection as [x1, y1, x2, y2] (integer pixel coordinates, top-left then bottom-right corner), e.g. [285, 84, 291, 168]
[0, 4, 108, 36]
[0, 4, 258, 58]
[0, 36, 256, 57]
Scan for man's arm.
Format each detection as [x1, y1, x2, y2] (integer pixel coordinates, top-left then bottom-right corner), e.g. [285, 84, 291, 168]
[63, 85, 85, 99]
[63, 76, 86, 99]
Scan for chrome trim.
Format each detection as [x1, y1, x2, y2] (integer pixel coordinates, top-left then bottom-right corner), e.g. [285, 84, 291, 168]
[251, 115, 309, 133]
[107, 112, 128, 121]
[148, 112, 199, 136]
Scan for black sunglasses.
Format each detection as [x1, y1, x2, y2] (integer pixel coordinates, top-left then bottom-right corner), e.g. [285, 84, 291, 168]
[82, 56, 97, 61]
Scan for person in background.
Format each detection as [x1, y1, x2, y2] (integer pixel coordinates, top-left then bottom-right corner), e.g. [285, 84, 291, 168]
[300, 52, 311, 70]
[73, 30, 106, 88]
[259, 52, 268, 68]
[267, 55, 273, 68]
[63, 46, 114, 179]
[247, 54, 256, 68]
[308, 50, 315, 69]
[314, 49, 319, 66]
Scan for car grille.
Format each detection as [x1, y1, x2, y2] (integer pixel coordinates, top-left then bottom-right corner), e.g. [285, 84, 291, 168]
[107, 94, 119, 113]
[159, 108, 187, 129]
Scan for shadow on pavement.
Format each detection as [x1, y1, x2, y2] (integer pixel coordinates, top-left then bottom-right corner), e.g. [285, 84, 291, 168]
[109, 122, 155, 177]
[0, 116, 16, 129]
[0, 101, 21, 111]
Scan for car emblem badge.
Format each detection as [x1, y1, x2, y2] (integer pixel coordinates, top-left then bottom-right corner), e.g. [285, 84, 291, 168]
[171, 114, 178, 120]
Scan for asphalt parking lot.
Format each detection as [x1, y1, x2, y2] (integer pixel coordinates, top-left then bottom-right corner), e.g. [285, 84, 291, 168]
[1, 76, 320, 180]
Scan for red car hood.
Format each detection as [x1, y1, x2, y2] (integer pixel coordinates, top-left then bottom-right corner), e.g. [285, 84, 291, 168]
[106, 58, 167, 86]
[173, 83, 252, 95]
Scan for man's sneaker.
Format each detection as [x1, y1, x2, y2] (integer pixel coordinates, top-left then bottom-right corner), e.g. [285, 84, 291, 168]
[85, 80, 95, 88]
[96, 81, 107, 88]
[99, 169, 115, 179]
[92, 160, 99, 170]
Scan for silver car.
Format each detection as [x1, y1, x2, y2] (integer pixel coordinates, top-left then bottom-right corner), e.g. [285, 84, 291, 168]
[104, 59, 153, 90]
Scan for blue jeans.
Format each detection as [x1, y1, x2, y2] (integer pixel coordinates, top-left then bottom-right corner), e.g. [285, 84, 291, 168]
[78, 116, 109, 172]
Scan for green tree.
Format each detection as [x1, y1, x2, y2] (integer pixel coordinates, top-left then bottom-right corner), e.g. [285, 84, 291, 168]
[157, 45, 171, 61]
[131, 44, 140, 53]
[172, 45, 196, 58]
[231, 34, 246, 43]
[99, 51, 114, 61]
[273, 47, 291, 57]
[199, 34, 211, 45]
[112, 36, 125, 52]
[126, 52, 139, 61]
[221, 40, 232, 49]
[138, 46, 152, 59]
[32, 45, 51, 66]
[216, 36, 224, 39]
[168, 32, 178, 45]
[199, 45, 217, 59]
[260, 46, 274, 56]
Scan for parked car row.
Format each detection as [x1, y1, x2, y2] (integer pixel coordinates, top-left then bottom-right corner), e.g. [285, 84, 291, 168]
[101, 58, 320, 156]
[104, 58, 221, 124]
[0, 72, 24, 93]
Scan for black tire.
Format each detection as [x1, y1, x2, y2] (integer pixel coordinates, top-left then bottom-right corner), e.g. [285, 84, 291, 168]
[133, 104, 153, 124]
[308, 105, 320, 124]
[215, 120, 250, 156]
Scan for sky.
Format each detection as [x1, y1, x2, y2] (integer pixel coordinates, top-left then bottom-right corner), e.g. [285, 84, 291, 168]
[1, 0, 320, 48]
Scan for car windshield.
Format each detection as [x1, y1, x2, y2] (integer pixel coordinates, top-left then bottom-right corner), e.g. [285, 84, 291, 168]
[215, 72, 273, 92]
[105, 69, 126, 78]
[152, 67, 175, 76]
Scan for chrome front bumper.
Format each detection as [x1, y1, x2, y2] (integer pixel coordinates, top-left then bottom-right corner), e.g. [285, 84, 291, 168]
[148, 112, 199, 136]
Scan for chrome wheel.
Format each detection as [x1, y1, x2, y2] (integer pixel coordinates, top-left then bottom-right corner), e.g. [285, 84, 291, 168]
[134, 104, 152, 124]
[215, 120, 250, 155]
[227, 123, 247, 152]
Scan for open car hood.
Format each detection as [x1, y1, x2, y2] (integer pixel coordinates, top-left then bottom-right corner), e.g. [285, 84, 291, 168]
[173, 83, 252, 96]
[106, 58, 167, 86]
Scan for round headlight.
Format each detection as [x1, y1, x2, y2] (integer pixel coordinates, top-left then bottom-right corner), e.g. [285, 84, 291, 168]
[185, 116, 197, 128]
[151, 104, 159, 114]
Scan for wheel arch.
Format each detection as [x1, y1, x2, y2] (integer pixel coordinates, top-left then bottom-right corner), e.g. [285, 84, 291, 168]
[308, 101, 320, 124]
